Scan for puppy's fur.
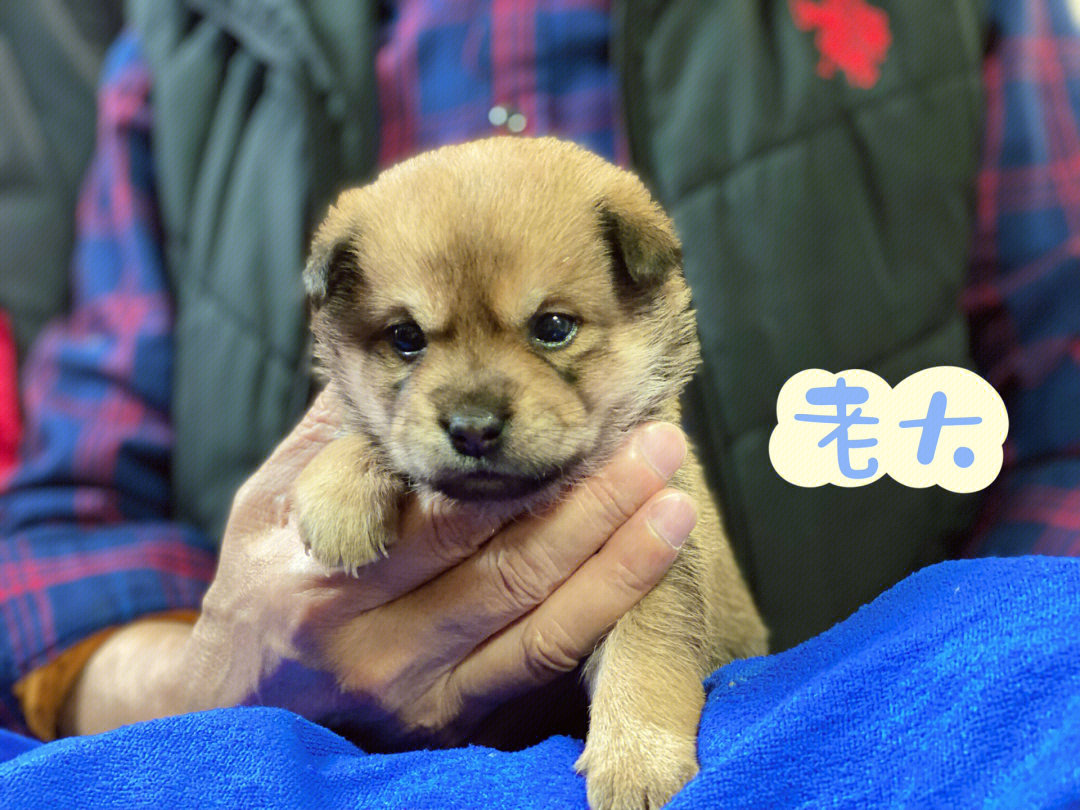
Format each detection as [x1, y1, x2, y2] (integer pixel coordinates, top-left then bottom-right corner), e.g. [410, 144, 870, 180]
[295, 137, 767, 810]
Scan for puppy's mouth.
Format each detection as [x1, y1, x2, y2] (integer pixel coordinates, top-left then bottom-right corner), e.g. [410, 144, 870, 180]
[429, 468, 567, 503]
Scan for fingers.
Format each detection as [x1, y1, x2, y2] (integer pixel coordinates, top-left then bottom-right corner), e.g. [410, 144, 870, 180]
[304, 496, 508, 611]
[377, 422, 689, 660]
[449, 488, 695, 710]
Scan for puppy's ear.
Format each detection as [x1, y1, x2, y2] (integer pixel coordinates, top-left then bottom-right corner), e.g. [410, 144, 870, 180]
[304, 239, 357, 311]
[596, 180, 682, 294]
[304, 190, 364, 311]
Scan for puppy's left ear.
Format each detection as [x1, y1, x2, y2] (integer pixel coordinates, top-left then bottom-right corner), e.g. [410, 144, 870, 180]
[596, 178, 682, 293]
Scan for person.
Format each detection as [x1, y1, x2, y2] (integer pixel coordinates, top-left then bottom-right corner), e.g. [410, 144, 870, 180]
[0, 0, 996, 748]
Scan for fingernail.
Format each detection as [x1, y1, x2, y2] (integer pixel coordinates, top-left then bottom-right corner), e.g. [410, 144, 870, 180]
[637, 423, 687, 480]
[647, 492, 696, 549]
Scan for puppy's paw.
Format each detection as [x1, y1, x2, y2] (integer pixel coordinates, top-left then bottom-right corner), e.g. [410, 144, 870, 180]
[295, 491, 396, 575]
[575, 727, 698, 810]
[293, 435, 402, 576]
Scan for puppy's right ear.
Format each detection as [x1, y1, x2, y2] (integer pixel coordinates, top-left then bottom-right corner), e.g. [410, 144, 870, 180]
[304, 189, 365, 311]
[303, 238, 357, 311]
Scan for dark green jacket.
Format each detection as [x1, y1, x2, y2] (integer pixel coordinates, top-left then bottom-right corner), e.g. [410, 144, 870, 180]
[16, 0, 989, 650]
[0, 1, 123, 356]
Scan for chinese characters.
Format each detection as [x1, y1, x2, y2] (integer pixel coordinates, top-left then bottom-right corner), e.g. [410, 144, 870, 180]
[770, 367, 1008, 492]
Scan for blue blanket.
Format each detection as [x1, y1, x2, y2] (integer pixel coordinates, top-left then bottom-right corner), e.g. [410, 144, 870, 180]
[2, 556, 1078, 808]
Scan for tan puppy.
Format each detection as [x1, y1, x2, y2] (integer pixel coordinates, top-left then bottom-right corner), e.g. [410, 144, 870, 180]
[294, 136, 767, 810]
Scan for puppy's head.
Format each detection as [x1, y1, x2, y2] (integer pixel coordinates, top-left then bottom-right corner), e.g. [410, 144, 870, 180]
[305, 137, 700, 503]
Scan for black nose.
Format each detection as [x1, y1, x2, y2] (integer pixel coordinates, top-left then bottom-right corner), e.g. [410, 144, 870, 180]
[443, 406, 505, 458]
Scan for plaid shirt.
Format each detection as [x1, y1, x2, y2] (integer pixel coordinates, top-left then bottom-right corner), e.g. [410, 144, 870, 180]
[377, 0, 625, 167]
[0, 3, 621, 733]
[959, 0, 1080, 557]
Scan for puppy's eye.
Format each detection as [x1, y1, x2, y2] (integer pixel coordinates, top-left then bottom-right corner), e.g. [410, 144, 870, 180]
[388, 321, 427, 357]
[530, 313, 578, 348]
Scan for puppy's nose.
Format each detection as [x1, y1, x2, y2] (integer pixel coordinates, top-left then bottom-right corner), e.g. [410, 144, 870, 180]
[443, 406, 505, 458]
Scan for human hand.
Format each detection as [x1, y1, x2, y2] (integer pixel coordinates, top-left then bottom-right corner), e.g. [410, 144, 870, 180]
[61, 385, 695, 745]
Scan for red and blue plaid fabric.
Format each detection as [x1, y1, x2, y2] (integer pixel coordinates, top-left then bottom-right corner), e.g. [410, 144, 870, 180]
[0, 313, 18, 487]
[0, 34, 216, 733]
[377, 0, 625, 167]
[960, 0, 1080, 557]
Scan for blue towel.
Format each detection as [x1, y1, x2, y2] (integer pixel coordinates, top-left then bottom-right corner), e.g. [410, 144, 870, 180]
[2, 557, 1078, 808]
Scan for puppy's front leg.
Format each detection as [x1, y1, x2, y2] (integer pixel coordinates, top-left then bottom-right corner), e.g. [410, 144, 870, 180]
[294, 433, 404, 575]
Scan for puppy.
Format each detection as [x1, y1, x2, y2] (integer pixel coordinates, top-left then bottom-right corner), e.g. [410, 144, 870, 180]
[294, 136, 767, 810]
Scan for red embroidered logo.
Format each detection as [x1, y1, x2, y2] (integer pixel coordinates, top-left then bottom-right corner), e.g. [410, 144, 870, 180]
[790, 0, 892, 89]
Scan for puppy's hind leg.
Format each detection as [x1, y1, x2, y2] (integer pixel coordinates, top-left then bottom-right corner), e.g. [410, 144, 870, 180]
[575, 456, 767, 810]
[294, 434, 404, 575]
[575, 563, 706, 810]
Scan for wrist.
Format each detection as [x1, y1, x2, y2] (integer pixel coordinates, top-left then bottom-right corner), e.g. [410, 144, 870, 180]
[58, 616, 197, 737]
